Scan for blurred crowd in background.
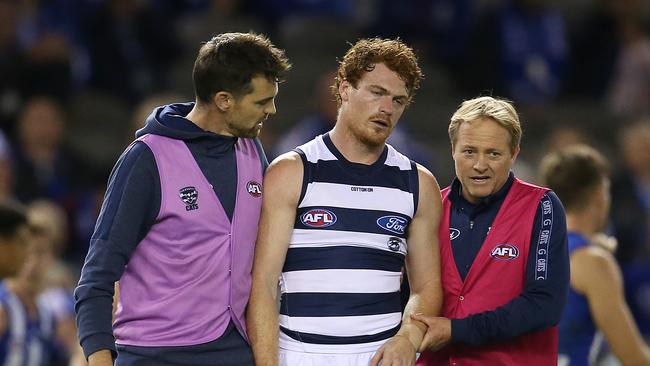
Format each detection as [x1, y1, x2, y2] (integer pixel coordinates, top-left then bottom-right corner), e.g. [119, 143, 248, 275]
[0, 0, 649, 364]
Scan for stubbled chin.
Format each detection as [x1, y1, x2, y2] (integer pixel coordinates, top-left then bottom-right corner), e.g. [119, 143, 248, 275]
[363, 125, 391, 145]
[360, 133, 387, 147]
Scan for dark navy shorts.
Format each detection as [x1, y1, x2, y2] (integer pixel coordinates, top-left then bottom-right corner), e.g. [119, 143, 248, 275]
[115, 321, 254, 366]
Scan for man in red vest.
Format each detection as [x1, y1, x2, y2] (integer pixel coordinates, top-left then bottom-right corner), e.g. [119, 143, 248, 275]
[413, 96, 569, 366]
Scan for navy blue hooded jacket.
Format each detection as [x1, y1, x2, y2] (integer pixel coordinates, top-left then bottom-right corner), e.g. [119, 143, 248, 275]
[74, 103, 267, 359]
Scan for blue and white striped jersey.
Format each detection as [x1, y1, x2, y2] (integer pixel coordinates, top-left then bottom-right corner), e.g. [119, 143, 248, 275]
[279, 133, 419, 354]
[0, 282, 54, 366]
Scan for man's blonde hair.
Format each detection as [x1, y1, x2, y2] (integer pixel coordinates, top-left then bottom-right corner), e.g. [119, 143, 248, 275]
[449, 96, 522, 153]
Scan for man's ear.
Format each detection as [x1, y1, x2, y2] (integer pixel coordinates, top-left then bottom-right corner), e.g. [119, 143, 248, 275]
[214, 92, 232, 112]
[511, 145, 521, 162]
[339, 80, 351, 103]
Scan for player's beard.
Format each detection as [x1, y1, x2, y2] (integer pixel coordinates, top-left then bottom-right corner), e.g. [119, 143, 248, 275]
[227, 121, 262, 138]
[352, 120, 392, 149]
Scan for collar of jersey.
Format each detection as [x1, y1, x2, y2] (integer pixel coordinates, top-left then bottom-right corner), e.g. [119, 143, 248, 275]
[322, 132, 389, 175]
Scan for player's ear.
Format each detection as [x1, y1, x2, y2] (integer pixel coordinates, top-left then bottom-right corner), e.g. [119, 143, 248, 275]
[214, 92, 233, 112]
[339, 80, 351, 103]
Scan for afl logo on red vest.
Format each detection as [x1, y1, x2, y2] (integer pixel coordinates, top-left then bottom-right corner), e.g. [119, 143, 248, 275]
[490, 244, 519, 261]
[301, 209, 337, 228]
[246, 181, 262, 198]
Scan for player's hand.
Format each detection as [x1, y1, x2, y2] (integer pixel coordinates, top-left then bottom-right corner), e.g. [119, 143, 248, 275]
[88, 349, 112, 366]
[409, 314, 451, 352]
[369, 334, 416, 366]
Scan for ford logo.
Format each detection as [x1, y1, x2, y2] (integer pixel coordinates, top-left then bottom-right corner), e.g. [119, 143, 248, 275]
[377, 215, 408, 235]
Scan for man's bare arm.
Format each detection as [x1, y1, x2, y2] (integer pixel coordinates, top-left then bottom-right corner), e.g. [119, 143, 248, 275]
[371, 164, 443, 365]
[247, 152, 303, 366]
[572, 244, 650, 366]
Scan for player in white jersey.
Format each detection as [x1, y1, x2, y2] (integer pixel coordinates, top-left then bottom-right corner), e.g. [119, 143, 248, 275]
[248, 38, 443, 366]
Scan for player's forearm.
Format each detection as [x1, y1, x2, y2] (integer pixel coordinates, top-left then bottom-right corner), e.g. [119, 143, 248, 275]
[396, 321, 426, 350]
[623, 347, 650, 366]
[247, 285, 280, 366]
[598, 304, 650, 366]
[616, 340, 650, 366]
[400, 283, 442, 349]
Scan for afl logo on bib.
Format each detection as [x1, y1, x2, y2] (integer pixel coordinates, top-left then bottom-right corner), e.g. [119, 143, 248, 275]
[246, 181, 262, 198]
[301, 209, 337, 228]
[490, 244, 519, 261]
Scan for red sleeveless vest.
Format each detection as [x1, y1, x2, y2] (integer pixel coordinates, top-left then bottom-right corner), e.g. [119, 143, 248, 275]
[418, 178, 557, 366]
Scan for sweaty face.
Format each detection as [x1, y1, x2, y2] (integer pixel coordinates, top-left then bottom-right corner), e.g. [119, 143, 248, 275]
[339, 63, 409, 147]
[226, 76, 279, 138]
[452, 117, 519, 204]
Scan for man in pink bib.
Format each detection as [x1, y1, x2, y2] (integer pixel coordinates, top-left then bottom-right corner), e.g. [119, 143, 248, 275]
[414, 96, 570, 366]
[74, 32, 291, 366]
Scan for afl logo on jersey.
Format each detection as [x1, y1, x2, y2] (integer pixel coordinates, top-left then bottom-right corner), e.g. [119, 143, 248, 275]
[450, 228, 461, 240]
[377, 215, 407, 235]
[246, 181, 262, 198]
[301, 209, 337, 228]
[490, 244, 519, 261]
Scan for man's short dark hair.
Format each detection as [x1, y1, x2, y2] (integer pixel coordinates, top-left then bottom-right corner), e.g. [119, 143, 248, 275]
[0, 200, 28, 238]
[539, 145, 610, 212]
[193, 32, 291, 103]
